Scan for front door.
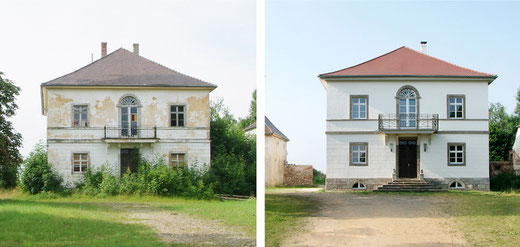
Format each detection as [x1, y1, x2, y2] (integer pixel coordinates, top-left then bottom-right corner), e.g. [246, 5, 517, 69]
[120, 149, 139, 176]
[398, 139, 417, 178]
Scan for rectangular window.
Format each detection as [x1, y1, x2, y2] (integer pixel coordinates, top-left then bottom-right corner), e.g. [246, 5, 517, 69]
[72, 153, 89, 172]
[73, 105, 88, 127]
[170, 153, 186, 169]
[448, 143, 465, 166]
[350, 96, 368, 119]
[447, 95, 465, 119]
[170, 105, 185, 127]
[350, 142, 368, 166]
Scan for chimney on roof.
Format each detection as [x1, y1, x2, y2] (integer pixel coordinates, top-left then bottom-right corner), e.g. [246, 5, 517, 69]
[133, 43, 139, 56]
[101, 42, 107, 57]
[420, 41, 427, 54]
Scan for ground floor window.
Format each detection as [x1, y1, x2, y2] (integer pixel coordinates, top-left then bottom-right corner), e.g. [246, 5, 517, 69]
[72, 153, 88, 172]
[449, 181, 464, 189]
[352, 182, 366, 189]
[170, 153, 186, 169]
[448, 143, 465, 166]
[350, 142, 368, 166]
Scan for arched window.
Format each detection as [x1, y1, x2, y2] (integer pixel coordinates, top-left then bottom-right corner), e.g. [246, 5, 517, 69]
[118, 95, 140, 137]
[449, 181, 464, 189]
[396, 86, 420, 128]
[352, 182, 367, 190]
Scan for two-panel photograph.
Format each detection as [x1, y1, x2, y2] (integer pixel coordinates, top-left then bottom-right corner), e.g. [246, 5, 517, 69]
[1, 0, 519, 246]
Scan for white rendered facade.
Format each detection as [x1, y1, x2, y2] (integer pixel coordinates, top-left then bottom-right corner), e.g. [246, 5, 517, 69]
[322, 78, 492, 190]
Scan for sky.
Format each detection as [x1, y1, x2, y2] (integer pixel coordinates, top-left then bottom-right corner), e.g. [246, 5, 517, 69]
[266, 1, 520, 173]
[0, 0, 256, 157]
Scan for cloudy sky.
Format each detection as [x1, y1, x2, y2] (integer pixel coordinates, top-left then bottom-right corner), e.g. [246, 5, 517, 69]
[266, 1, 520, 172]
[0, 0, 256, 156]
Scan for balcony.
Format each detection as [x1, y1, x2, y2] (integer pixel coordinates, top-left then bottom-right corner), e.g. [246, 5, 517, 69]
[103, 126, 159, 143]
[378, 114, 439, 134]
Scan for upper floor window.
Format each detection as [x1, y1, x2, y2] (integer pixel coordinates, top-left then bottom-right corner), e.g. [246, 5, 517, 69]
[170, 105, 185, 127]
[73, 105, 88, 127]
[119, 95, 140, 137]
[350, 142, 368, 166]
[396, 86, 420, 128]
[72, 153, 89, 173]
[170, 153, 186, 169]
[448, 143, 465, 166]
[448, 95, 465, 119]
[350, 96, 368, 119]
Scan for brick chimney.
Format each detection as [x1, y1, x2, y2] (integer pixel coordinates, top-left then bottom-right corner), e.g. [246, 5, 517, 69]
[133, 43, 139, 56]
[420, 41, 427, 54]
[101, 42, 107, 57]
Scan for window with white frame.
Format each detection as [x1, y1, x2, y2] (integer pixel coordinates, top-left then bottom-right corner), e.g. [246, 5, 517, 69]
[170, 153, 186, 169]
[351, 96, 368, 119]
[170, 105, 185, 127]
[350, 143, 368, 166]
[449, 181, 464, 189]
[72, 153, 88, 172]
[73, 105, 88, 127]
[448, 96, 464, 119]
[352, 182, 366, 189]
[448, 143, 465, 166]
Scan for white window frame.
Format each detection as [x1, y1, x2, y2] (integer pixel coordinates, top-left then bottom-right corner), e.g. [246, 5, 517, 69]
[170, 105, 186, 127]
[448, 143, 465, 166]
[350, 142, 368, 166]
[352, 182, 367, 190]
[72, 105, 89, 127]
[350, 96, 368, 120]
[72, 152, 89, 173]
[170, 153, 186, 169]
[448, 95, 465, 119]
[449, 181, 464, 189]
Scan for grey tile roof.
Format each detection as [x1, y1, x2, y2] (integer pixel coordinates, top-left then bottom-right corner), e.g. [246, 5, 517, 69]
[41, 48, 217, 88]
[244, 117, 289, 142]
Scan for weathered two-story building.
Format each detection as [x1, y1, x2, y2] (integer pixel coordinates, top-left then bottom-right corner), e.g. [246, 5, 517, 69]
[41, 43, 216, 185]
[319, 42, 496, 191]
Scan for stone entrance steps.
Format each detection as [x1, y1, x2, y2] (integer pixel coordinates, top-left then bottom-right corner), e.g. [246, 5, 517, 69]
[374, 179, 446, 192]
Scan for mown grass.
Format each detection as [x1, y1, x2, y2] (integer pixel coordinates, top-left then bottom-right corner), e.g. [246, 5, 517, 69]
[447, 191, 520, 247]
[265, 194, 318, 247]
[0, 189, 256, 246]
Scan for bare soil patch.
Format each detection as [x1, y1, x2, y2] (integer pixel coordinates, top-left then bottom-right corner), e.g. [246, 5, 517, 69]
[112, 203, 255, 247]
[281, 192, 467, 247]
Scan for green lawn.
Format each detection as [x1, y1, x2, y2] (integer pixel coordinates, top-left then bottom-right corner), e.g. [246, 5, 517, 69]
[0, 189, 256, 247]
[265, 194, 318, 247]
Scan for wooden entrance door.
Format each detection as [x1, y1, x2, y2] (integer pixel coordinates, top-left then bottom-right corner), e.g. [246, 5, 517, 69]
[398, 139, 417, 178]
[120, 149, 139, 176]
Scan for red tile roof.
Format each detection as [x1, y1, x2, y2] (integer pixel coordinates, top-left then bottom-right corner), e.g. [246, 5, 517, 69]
[319, 46, 496, 78]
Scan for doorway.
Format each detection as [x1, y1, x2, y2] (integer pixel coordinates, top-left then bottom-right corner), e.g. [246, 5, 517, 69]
[120, 149, 139, 176]
[398, 138, 418, 178]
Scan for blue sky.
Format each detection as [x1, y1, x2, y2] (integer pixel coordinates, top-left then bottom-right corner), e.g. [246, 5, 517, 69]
[0, 0, 255, 156]
[266, 1, 520, 172]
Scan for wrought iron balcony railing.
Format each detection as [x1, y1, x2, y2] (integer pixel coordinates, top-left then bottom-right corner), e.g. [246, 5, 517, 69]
[104, 126, 157, 139]
[378, 114, 439, 132]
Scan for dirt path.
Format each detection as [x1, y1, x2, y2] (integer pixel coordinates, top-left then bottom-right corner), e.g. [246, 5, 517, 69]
[281, 192, 467, 247]
[112, 203, 255, 247]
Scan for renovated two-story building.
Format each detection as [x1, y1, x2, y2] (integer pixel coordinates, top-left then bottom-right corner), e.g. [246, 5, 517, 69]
[319, 42, 496, 191]
[41, 43, 216, 185]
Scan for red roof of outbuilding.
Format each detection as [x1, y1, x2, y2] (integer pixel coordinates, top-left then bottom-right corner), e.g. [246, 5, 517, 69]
[319, 46, 496, 78]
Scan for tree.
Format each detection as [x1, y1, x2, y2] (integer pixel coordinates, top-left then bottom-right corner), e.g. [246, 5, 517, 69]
[239, 90, 256, 129]
[489, 102, 519, 161]
[0, 72, 22, 188]
[515, 87, 520, 117]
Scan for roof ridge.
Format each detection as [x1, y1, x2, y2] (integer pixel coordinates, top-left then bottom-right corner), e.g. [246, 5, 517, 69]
[318, 46, 406, 77]
[402, 46, 495, 77]
[42, 48, 125, 85]
[122, 48, 217, 87]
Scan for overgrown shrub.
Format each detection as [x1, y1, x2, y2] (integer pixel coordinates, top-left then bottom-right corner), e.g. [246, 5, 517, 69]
[205, 154, 247, 195]
[78, 156, 215, 199]
[312, 169, 326, 185]
[490, 173, 520, 191]
[20, 143, 65, 194]
[0, 164, 18, 188]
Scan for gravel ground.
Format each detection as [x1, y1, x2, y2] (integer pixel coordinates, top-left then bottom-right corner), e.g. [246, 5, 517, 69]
[113, 203, 256, 247]
[280, 192, 467, 247]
